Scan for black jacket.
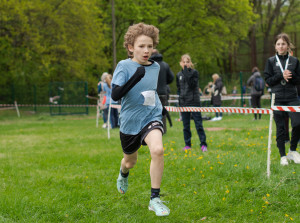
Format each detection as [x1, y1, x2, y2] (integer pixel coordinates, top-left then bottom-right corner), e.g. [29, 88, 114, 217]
[150, 53, 174, 95]
[176, 67, 200, 106]
[211, 78, 223, 106]
[264, 54, 300, 103]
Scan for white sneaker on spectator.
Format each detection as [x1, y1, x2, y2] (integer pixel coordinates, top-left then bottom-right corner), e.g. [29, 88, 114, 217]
[102, 123, 107, 128]
[287, 150, 300, 164]
[217, 117, 222, 121]
[211, 117, 218, 121]
[280, 156, 289, 166]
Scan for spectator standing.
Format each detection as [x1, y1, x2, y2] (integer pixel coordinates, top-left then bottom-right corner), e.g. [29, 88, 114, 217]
[247, 67, 264, 120]
[264, 33, 300, 166]
[211, 73, 224, 121]
[97, 72, 109, 128]
[176, 54, 207, 152]
[150, 49, 174, 133]
[111, 23, 170, 216]
[103, 74, 119, 128]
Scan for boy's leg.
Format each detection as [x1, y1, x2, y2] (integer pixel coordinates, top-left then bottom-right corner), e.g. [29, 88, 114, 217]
[117, 151, 138, 194]
[121, 151, 138, 174]
[144, 129, 164, 188]
[144, 129, 170, 216]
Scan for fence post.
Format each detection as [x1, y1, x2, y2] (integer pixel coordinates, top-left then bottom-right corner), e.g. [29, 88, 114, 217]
[85, 81, 89, 115]
[239, 71, 243, 107]
[33, 85, 37, 113]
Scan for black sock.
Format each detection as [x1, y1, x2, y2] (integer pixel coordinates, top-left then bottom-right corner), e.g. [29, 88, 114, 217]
[151, 188, 160, 200]
[120, 169, 129, 178]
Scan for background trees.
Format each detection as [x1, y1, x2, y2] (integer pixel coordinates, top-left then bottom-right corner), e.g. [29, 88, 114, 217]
[1, 0, 299, 96]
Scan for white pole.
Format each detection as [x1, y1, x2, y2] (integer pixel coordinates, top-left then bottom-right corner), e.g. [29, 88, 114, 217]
[267, 93, 275, 178]
[107, 98, 112, 139]
[14, 101, 20, 118]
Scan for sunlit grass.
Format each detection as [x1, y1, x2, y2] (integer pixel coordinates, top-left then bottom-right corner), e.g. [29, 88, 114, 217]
[0, 109, 299, 222]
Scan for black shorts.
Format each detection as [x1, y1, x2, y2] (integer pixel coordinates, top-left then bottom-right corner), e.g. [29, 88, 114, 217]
[120, 121, 164, 155]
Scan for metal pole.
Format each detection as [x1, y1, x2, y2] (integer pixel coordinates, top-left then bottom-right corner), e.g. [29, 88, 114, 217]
[85, 82, 89, 115]
[239, 71, 243, 107]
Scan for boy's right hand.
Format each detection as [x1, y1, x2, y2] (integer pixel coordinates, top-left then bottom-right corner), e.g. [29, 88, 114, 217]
[134, 66, 146, 79]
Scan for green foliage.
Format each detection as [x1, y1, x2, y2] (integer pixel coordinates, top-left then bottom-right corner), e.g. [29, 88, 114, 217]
[6, 0, 299, 96]
[0, 0, 108, 90]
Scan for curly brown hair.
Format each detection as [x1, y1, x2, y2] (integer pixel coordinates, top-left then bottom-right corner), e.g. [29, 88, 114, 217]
[123, 23, 159, 58]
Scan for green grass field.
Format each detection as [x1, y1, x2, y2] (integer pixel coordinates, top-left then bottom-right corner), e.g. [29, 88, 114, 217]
[0, 109, 299, 222]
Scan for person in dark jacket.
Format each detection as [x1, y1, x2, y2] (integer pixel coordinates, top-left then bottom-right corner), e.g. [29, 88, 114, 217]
[247, 67, 263, 120]
[211, 73, 224, 121]
[150, 49, 174, 133]
[264, 33, 300, 166]
[176, 54, 207, 152]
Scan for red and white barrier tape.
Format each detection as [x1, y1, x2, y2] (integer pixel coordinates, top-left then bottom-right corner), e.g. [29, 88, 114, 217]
[271, 106, 300, 112]
[1, 104, 300, 113]
[165, 106, 271, 114]
[0, 104, 96, 107]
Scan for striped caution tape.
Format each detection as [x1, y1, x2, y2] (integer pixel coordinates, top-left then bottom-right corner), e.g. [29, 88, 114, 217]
[165, 106, 271, 114]
[271, 106, 300, 112]
[0, 104, 96, 107]
[1, 104, 300, 113]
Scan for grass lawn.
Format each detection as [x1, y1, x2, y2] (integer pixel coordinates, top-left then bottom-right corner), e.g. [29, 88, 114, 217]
[0, 109, 299, 222]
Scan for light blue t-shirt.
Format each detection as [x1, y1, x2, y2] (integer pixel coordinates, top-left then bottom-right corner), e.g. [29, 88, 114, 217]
[112, 58, 162, 135]
[102, 83, 118, 106]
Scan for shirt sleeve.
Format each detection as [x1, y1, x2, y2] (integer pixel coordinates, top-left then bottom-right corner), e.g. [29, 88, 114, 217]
[112, 63, 127, 88]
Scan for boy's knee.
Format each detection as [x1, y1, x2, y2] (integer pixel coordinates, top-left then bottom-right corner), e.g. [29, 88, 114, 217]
[151, 145, 164, 157]
[124, 159, 136, 169]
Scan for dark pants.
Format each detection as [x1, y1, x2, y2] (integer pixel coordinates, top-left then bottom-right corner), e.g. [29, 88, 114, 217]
[104, 107, 119, 128]
[159, 95, 168, 133]
[181, 111, 207, 148]
[102, 107, 107, 123]
[214, 105, 222, 117]
[284, 114, 290, 141]
[251, 94, 261, 119]
[273, 100, 300, 157]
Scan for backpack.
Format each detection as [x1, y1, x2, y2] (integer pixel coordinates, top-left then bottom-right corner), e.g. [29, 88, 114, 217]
[254, 76, 264, 91]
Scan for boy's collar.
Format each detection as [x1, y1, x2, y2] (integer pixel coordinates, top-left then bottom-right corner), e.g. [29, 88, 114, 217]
[142, 59, 155, 66]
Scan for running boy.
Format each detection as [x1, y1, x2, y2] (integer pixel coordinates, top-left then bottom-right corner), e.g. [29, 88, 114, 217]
[111, 23, 170, 216]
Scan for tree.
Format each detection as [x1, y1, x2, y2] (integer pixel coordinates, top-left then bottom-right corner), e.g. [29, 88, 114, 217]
[0, 0, 109, 89]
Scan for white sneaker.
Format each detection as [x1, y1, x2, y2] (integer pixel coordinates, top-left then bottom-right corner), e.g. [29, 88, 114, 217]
[211, 117, 218, 121]
[148, 197, 170, 216]
[287, 150, 300, 164]
[102, 123, 107, 128]
[280, 156, 289, 166]
[217, 117, 222, 121]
